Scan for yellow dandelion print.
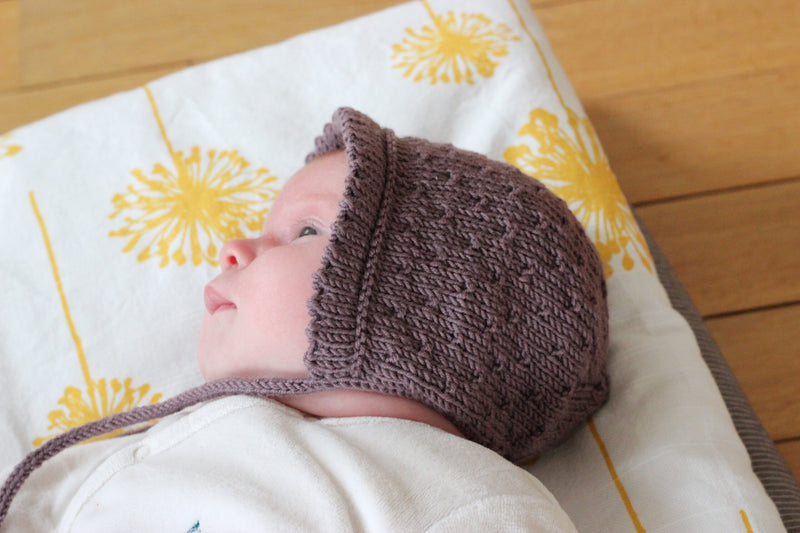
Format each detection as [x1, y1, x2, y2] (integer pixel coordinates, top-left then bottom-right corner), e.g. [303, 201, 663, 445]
[110, 147, 279, 267]
[0, 132, 22, 161]
[391, 0, 519, 85]
[110, 86, 280, 268]
[504, 0, 651, 279]
[33, 379, 163, 446]
[504, 107, 652, 277]
[30, 192, 163, 446]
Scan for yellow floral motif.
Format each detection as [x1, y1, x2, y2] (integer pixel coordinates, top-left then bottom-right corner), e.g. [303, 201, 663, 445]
[109, 86, 280, 267]
[504, 107, 653, 277]
[391, 0, 519, 85]
[33, 379, 163, 446]
[0, 132, 22, 161]
[30, 192, 163, 446]
[110, 147, 278, 267]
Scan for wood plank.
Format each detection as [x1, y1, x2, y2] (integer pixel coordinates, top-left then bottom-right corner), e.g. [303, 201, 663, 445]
[0, 0, 19, 91]
[18, 0, 404, 87]
[635, 180, 800, 316]
[707, 305, 800, 442]
[529, 0, 589, 7]
[777, 440, 800, 482]
[590, 66, 800, 204]
[0, 64, 187, 133]
[536, 0, 800, 99]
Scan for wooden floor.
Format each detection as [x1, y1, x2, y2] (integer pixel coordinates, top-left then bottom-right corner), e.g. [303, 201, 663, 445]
[1, 0, 798, 480]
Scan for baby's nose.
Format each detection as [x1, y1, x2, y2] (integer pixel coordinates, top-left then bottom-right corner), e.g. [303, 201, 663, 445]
[219, 238, 257, 271]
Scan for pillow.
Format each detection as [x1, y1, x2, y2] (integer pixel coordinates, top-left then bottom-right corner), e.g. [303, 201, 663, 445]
[0, 0, 785, 530]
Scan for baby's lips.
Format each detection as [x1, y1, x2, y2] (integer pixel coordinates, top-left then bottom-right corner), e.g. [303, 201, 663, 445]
[204, 285, 236, 315]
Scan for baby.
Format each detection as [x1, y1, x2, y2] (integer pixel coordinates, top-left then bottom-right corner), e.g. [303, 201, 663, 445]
[1, 108, 609, 531]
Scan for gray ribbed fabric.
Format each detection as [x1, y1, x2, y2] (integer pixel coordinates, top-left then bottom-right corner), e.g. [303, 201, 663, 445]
[639, 217, 800, 532]
[1, 108, 610, 523]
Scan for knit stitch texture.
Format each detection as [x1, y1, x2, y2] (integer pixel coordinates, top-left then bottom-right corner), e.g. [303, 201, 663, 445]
[305, 108, 609, 462]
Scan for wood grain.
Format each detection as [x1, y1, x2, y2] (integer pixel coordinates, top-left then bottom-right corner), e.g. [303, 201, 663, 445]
[588, 66, 800, 204]
[707, 305, 800, 442]
[635, 180, 800, 316]
[18, 0, 405, 87]
[536, 0, 800, 99]
[0, 0, 19, 91]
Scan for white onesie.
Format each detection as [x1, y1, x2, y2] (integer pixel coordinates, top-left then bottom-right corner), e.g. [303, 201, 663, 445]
[2, 396, 577, 532]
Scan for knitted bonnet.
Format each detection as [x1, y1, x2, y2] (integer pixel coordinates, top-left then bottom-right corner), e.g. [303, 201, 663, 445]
[302, 107, 609, 462]
[0, 108, 610, 521]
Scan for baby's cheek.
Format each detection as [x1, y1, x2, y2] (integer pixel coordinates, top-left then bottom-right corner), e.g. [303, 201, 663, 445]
[197, 314, 221, 380]
[272, 247, 323, 321]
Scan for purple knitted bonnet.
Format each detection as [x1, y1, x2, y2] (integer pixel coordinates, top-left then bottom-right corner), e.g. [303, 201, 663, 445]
[302, 108, 609, 462]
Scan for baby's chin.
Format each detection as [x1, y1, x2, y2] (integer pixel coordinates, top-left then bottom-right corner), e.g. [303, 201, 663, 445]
[196, 336, 309, 382]
[196, 354, 307, 383]
[277, 389, 464, 438]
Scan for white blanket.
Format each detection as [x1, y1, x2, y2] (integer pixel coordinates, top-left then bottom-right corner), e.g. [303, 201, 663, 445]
[0, 0, 785, 530]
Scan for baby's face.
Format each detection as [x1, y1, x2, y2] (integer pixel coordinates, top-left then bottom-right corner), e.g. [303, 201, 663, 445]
[198, 151, 347, 381]
[197, 149, 463, 438]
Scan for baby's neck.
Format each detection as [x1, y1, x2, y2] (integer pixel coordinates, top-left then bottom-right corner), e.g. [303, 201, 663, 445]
[277, 389, 464, 437]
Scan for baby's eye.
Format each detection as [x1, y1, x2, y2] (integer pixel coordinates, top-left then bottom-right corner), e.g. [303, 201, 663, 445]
[297, 226, 318, 238]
